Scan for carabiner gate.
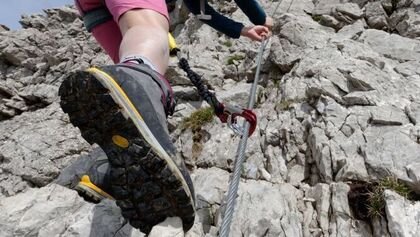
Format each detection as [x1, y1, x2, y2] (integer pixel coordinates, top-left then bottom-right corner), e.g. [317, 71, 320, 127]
[217, 103, 257, 137]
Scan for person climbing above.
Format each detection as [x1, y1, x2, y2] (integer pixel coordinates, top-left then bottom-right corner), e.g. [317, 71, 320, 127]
[183, 0, 273, 41]
[59, 0, 195, 233]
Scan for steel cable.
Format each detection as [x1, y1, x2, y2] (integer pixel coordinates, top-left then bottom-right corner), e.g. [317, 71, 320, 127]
[218, 0, 287, 236]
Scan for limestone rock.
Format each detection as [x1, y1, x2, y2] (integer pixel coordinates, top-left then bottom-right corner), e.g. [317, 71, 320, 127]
[306, 183, 330, 236]
[358, 29, 420, 62]
[330, 183, 372, 237]
[363, 125, 420, 182]
[313, 0, 346, 15]
[336, 3, 364, 20]
[149, 217, 184, 237]
[370, 105, 409, 125]
[365, 1, 389, 30]
[0, 184, 144, 237]
[320, 14, 342, 30]
[385, 190, 420, 237]
[0, 24, 9, 31]
[227, 181, 304, 237]
[390, 8, 420, 38]
[0, 103, 90, 194]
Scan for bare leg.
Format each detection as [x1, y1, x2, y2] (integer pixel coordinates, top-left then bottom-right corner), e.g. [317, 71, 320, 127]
[118, 9, 169, 74]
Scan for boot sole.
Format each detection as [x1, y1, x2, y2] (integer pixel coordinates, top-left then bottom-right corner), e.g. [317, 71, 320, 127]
[59, 68, 195, 233]
[75, 175, 114, 203]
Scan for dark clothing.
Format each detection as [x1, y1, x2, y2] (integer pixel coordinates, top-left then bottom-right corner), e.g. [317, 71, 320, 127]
[183, 0, 267, 38]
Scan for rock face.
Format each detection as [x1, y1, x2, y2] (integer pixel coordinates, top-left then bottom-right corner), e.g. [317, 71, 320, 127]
[385, 190, 420, 237]
[0, 184, 139, 237]
[0, 103, 90, 198]
[1, 0, 420, 236]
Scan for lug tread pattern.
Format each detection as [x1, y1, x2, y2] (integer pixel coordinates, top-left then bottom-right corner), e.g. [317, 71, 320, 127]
[59, 71, 195, 234]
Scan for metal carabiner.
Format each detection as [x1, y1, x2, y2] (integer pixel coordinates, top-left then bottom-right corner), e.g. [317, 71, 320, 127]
[217, 103, 257, 137]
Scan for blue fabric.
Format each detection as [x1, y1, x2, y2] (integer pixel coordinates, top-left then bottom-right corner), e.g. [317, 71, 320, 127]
[183, 0, 267, 38]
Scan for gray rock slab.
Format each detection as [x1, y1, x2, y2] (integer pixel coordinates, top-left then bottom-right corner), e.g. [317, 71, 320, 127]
[195, 121, 263, 176]
[363, 125, 420, 183]
[172, 86, 200, 101]
[218, 82, 263, 108]
[0, 8, 104, 119]
[227, 181, 304, 237]
[190, 168, 229, 233]
[390, 8, 420, 38]
[406, 162, 420, 183]
[270, 37, 303, 73]
[306, 183, 331, 236]
[0, 170, 30, 199]
[149, 217, 184, 237]
[385, 190, 420, 237]
[336, 3, 364, 19]
[335, 19, 366, 39]
[320, 14, 342, 30]
[264, 145, 288, 183]
[313, 0, 347, 15]
[0, 103, 90, 191]
[270, 0, 314, 16]
[287, 164, 306, 186]
[372, 216, 392, 237]
[0, 184, 144, 237]
[0, 24, 9, 31]
[329, 183, 373, 237]
[370, 105, 409, 125]
[279, 14, 335, 49]
[191, 167, 230, 207]
[394, 61, 420, 77]
[359, 29, 420, 62]
[365, 1, 389, 30]
[406, 162, 420, 193]
[308, 127, 333, 183]
[343, 91, 379, 106]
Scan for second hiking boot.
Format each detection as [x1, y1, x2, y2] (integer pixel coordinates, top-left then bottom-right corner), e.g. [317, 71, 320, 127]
[59, 63, 195, 234]
[74, 158, 114, 202]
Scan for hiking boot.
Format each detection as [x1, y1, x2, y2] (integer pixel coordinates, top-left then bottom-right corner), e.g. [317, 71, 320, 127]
[54, 147, 114, 202]
[58, 63, 195, 233]
[74, 158, 114, 202]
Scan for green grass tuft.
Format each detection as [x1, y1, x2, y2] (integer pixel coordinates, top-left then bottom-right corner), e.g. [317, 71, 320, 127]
[275, 98, 305, 111]
[227, 54, 246, 65]
[182, 107, 214, 130]
[222, 40, 233, 47]
[276, 100, 294, 110]
[367, 176, 412, 219]
[312, 15, 322, 22]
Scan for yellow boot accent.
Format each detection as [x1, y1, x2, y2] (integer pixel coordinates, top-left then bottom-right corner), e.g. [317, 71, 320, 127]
[79, 175, 114, 200]
[87, 67, 195, 205]
[112, 135, 129, 148]
[168, 33, 179, 56]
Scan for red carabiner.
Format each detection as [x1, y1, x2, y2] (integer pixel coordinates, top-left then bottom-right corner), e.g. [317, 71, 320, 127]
[216, 103, 257, 137]
[231, 109, 257, 136]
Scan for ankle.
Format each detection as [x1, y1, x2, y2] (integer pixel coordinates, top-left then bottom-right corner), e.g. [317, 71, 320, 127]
[120, 55, 158, 72]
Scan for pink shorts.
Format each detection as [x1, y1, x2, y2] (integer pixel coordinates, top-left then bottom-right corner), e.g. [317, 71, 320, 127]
[75, 0, 169, 63]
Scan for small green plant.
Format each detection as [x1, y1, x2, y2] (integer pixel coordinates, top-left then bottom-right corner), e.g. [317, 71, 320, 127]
[312, 15, 322, 22]
[276, 100, 294, 110]
[255, 88, 266, 106]
[222, 40, 233, 47]
[182, 107, 214, 130]
[227, 54, 246, 65]
[367, 176, 412, 218]
[182, 107, 214, 160]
